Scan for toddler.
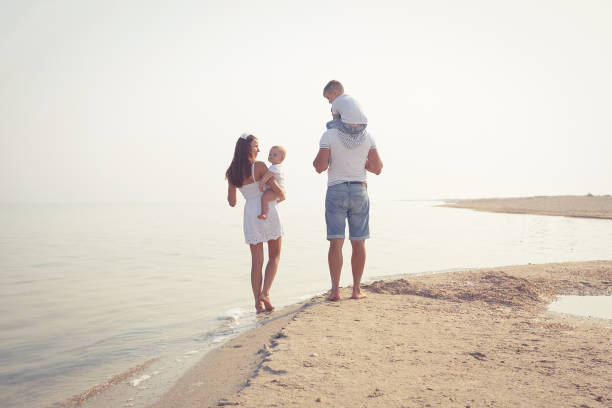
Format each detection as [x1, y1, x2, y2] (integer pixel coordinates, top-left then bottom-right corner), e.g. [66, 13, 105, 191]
[258, 145, 286, 220]
[323, 80, 368, 145]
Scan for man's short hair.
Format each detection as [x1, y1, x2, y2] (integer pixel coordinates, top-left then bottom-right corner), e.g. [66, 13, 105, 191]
[272, 145, 286, 159]
[323, 80, 344, 95]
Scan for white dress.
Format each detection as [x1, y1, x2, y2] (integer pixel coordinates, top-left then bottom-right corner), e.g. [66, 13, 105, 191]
[239, 163, 283, 245]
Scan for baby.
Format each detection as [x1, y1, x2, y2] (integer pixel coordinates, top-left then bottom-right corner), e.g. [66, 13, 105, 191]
[323, 80, 368, 139]
[258, 145, 286, 220]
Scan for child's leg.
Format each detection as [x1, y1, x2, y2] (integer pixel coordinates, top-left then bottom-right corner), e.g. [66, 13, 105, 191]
[326, 118, 343, 130]
[258, 190, 279, 219]
[340, 122, 367, 135]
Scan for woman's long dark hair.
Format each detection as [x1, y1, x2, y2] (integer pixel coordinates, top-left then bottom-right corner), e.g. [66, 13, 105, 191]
[225, 134, 256, 187]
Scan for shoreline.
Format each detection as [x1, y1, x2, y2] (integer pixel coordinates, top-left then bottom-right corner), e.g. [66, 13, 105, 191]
[83, 260, 612, 407]
[53, 299, 318, 408]
[47, 268, 471, 408]
[441, 195, 612, 220]
[71, 301, 313, 408]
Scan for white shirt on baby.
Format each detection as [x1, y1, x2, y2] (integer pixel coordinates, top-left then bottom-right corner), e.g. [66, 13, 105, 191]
[268, 164, 285, 190]
[331, 94, 368, 125]
[319, 129, 376, 186]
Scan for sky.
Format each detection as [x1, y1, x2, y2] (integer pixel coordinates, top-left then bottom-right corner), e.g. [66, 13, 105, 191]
[1, 0, 611, 203]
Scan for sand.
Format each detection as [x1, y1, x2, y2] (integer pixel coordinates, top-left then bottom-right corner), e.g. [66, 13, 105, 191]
[147, 261, 612, 408]
[442, 195, 612, 220]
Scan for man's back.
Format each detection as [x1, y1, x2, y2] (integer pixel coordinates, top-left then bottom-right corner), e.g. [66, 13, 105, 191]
[319, 128, 376, 186]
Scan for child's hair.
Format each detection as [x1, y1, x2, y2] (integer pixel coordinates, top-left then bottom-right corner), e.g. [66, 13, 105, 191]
[323, 80, 344, 95]
[272, 145, 286, 160]
[225, 134, 257, 187]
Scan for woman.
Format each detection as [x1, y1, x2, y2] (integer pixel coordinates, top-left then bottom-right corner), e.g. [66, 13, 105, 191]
[226, 134, 283, 313]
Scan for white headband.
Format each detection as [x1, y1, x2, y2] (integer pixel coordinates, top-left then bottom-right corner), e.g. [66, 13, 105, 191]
[240, 133, 249, 140]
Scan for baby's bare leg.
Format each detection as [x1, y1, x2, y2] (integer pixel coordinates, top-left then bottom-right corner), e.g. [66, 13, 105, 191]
[258, 190, 280, 219]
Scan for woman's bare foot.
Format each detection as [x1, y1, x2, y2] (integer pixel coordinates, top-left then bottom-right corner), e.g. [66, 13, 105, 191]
[257, 213, 267, 220]
[255, 300, 265, 313]
[260, 294, 275, 311]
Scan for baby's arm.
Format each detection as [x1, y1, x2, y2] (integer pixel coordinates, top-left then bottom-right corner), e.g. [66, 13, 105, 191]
[258, 171, 275, 192]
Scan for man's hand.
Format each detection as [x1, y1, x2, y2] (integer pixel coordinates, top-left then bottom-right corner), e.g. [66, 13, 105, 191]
[313, 148, 330, 173]
[365, 149, 383, 175]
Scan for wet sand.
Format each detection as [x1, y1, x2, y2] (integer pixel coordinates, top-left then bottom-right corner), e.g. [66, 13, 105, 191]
[442, 195, 612, 220]
[144, 261, 612, 407]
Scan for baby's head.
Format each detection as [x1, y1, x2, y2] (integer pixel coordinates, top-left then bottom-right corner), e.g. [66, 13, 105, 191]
[268, 145, 286, 165]
[323, 80, 344, 104]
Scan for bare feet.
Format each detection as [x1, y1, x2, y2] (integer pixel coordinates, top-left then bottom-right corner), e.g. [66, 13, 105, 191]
[351, 289, 367, 300]
[257, 213, 267, 220]
[259, 294, 275, 311]
[255, 299, 266, 314]
[327, 290, 341, 301]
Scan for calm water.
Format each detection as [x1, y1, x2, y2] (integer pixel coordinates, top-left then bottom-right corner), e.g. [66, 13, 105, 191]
[0, 200, 611, 407]
[549, 296, 612, 319]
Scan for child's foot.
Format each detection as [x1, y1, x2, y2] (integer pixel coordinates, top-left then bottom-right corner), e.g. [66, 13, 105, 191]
[257, 213, 267, 220]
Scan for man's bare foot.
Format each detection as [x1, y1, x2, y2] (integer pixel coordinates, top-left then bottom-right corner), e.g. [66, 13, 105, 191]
[260, 294, 275, 311]
[257, 213, 267, 220]
[351, 290, 367, 300]
[327, 291, 341, 301]
[255, 301, 265, 314]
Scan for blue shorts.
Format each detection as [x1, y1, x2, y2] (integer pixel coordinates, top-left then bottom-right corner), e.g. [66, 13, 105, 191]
[325, 182, 370, 241]
[326, 119, 367, 135]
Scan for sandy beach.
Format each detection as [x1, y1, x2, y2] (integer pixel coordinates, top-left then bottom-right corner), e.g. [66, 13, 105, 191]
[143, 261, 611, 408]
[442, 195, 612, 220]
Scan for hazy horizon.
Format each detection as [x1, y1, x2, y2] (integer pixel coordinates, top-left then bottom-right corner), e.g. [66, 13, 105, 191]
[2, 1, 611, 204]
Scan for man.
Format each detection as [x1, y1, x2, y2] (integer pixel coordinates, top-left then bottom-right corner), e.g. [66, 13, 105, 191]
[313, 80, 383, 301]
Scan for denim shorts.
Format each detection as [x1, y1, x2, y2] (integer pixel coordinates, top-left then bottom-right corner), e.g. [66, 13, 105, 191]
[326, 119, 367, 135]
[325, 182, 370, 240]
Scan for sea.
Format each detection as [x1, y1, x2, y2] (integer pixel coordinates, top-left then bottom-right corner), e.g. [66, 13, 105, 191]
[1, 200, 611, 407]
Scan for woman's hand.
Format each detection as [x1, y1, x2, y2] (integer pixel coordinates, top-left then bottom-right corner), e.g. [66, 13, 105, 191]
[267, 179, 285, 202]
[227, 183, 237, 207]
